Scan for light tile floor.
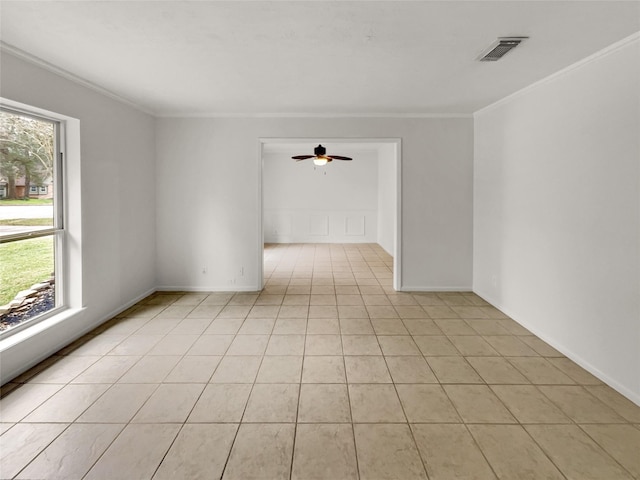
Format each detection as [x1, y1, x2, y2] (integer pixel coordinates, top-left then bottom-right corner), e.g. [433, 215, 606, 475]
[1, 243, 640, 479]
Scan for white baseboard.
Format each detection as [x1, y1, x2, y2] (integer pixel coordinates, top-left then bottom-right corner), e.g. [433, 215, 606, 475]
[99, 287, 157, 322]
[156, 285, 261, 293]
[401, 286, 473, 292]
[474, 289, 640, 407]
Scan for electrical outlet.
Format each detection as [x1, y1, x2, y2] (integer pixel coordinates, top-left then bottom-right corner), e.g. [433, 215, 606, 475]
[491, 275, 498, 287]
[202, 266, 207, 274]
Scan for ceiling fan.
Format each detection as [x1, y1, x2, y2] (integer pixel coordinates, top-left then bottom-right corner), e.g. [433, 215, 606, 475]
[292, 144, 352, 166]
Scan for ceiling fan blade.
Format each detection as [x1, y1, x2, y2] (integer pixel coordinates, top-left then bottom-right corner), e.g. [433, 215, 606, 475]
[327, 155, 352, 161]
[292, 155, 314, 160]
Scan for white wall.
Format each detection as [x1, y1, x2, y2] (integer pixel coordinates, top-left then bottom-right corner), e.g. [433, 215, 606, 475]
[377, 143, 396, 255]
[156, 117, 473, 291]
[0, 52, 157, 383]
[263, 148, 379, 243]
[474, 37, 640, 403]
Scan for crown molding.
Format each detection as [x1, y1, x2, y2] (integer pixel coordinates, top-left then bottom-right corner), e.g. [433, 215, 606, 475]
[1, 42, 473, 120]
[156, 112, 473, 119]
[0, 42, 156, 116]
[2, 41, 475, 120]
[475, 31, 640, 117]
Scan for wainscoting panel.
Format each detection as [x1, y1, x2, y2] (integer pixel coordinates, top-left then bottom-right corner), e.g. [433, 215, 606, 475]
[264, 210, 377, 243]
[271, 214, 292, 236]
[309, 215, 329, 236]
[345, 215, 366, 236]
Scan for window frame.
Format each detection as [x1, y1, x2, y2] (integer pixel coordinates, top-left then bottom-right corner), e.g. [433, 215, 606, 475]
[0, 106, 66, 337]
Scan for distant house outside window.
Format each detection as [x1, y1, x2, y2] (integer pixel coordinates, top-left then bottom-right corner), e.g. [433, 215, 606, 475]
[27, 185, 48, 195]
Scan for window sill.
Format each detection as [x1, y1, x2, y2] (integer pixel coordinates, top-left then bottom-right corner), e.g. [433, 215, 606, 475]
[0, 307, 86, 354]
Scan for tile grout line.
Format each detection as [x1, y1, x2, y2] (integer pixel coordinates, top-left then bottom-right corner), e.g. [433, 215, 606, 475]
[7, 297, 185, 478]
[376, 328, 430, 479]
[288, 273, 307, 480]
[77, 295, 211, 479]
[576, 423, 638, 478]
[3, 244, 639, 480]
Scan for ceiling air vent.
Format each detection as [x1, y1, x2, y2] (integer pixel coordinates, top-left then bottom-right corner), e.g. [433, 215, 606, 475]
[478, 37, 528, 62]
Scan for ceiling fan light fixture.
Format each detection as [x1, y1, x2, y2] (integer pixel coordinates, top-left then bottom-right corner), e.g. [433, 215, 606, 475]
[292, 144, 352, 164]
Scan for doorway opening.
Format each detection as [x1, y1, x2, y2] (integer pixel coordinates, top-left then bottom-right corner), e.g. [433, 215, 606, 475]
[257, 138, 402, 291]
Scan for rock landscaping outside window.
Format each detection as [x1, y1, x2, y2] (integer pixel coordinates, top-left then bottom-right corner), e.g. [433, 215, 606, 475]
[0, 276, 55, 332]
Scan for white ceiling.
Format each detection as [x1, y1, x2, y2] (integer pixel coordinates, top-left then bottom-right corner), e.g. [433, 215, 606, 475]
[1, 1, 638, 116]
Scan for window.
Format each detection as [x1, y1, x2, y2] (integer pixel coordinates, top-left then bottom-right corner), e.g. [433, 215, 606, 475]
[27, 185, 48, 195]
[0, 108, 64, 336]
